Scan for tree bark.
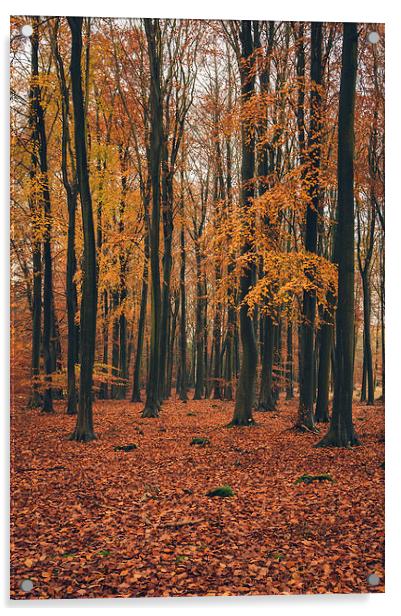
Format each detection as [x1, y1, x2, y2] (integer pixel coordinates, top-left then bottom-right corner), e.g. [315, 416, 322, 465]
[229, 21, 257, 427]
[142, 19, 163, 417]
[297, 22, 323, 431]
[178, 183, 188, 401]
[132, 225, 149, 402]
[27, 18, 42, 409]
[317, 22, 360, 448]
[68, 17, 97, 441]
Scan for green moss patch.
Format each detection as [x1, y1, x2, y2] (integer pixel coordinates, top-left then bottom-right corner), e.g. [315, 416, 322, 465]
[113, 444, 137, 452]
[295, 473, 334, 485]
[191, 437, 210, 446]
[207, 484, 234, 497]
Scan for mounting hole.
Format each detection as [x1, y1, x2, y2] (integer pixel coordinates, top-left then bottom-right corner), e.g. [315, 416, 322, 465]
[20, 579, 34, 592]
[367, 573, 380, 586]
[367, 31, 380, 44]
[21, 24, 33, 38]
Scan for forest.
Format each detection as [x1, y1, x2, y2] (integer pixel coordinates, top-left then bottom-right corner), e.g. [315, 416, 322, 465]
[10, 17, 384, 599]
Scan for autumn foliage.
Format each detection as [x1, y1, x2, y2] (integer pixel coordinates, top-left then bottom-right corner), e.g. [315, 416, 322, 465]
[10, 16, 384, 599]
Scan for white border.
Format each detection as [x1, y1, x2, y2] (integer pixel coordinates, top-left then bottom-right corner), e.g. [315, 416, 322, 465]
[2, 1, 400, 613]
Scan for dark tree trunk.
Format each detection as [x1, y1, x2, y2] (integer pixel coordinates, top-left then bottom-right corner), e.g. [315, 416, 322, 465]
[31, 18, 55, 414]
[132, 227, 149, 402]
[297, 22, 323, 432]
[111, 290, 120, 399]
[142, 19, 163, 417]
[257, 315, 276, 411]
[315, 305, 333, 422]
[99, 290, 109, 400]
[286, 320, 294, 400]
[360, 338, 367, 402]
[317, 23, 360, 448]
[358, 221, 376, 404]
[66, 190, 78, 414]
[160, 154, 173, 400]
[194, 240, 205, 399]
[53, 21, 79, 414]
[167, 292, 179, 398]
[211, 264, 222, 400]
[230, 21, 257, 427]
[116, 146, 129, 400]
[178, 188, 188, 401]
[68, 17, 97, 441]
[27, 19, 42, 409]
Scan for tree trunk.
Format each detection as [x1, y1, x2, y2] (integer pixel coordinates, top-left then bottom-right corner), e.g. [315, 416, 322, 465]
[31, 18, 55, 415]
[27, 19, 42, 409]
[66, 190, 78, 414]
[68, 17, 97, 441]
[53, 22, 79, 414]
[257, 315, 276, 410]
[315, 306, 333, 422]
[111, 290, 120, 398]
[142, 19, 163, 417]
[194, 240, 205, 399]
[99, 290, 109, 399]
[286, 320, 294, 399]
[297, 22, 323, 432]
[317, 22, 360, 448]
[230, 21, 256, 427]
[132, 228, 149, 402]
[178, 189, 188, 401]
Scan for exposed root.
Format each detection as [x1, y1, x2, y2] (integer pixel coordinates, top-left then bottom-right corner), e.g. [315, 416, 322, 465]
[292, 422, 320, 434]
[315, 431, 361, 448]
[227, 417, 256, 428]
[141, 406, 160, 418]
[68, 428, 97, 442]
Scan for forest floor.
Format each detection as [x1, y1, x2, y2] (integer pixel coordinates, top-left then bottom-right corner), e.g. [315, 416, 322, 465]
[10, 393, 385, 599]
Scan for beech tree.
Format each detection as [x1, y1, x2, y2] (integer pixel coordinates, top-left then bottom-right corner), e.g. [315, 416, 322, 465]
[229, 20, 257, 427]
[318, 23, 360, 448]
[68, 17, 97, 441]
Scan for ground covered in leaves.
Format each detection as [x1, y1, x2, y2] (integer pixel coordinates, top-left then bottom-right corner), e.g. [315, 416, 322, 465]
[10, 394, 385, 599]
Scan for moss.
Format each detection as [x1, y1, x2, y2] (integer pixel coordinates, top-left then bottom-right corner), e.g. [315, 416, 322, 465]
[113, 443, 137, 452]
[294, 472, 334, 485]
[207, 484, 234, 497]
[190, 437, 210, 446]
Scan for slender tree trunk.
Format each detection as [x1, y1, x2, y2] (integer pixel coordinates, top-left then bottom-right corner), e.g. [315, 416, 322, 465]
[53, 22, 79, 414]
[257, 315, 276, 410]
[66, 191, 78, 414]
[68, 16, 97, 441]
[111, 290, 120, 398]
[361, 274, 374, 405]
[160, 161, 174, 400]
[178, 189, 188, 401]
[317, 22, 360, 448]
[142, 19, 163, 417]
[132, 228, 149, 402]
[31, 18, 55, 414]
[99, 290, 109, 399]
[315, 306, 333, 422]
[211, 265, 222, 400]
[230, 21, 257, 427]
[286, 320, 294, 399]
[297, 22, 323, 432]
[194, 240, 205, 399]
[27, 19, 42, 409]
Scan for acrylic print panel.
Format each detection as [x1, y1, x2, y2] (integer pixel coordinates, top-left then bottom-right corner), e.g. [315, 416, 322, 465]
[10, 16, 385, 599]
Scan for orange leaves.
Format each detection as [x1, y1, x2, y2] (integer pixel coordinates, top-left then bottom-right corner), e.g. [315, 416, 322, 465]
[10, 396, 384, 599]
[244, 250, 337, 320]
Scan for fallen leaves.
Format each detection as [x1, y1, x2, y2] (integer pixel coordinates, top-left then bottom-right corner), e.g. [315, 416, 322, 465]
[10, 396, 384, 599]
